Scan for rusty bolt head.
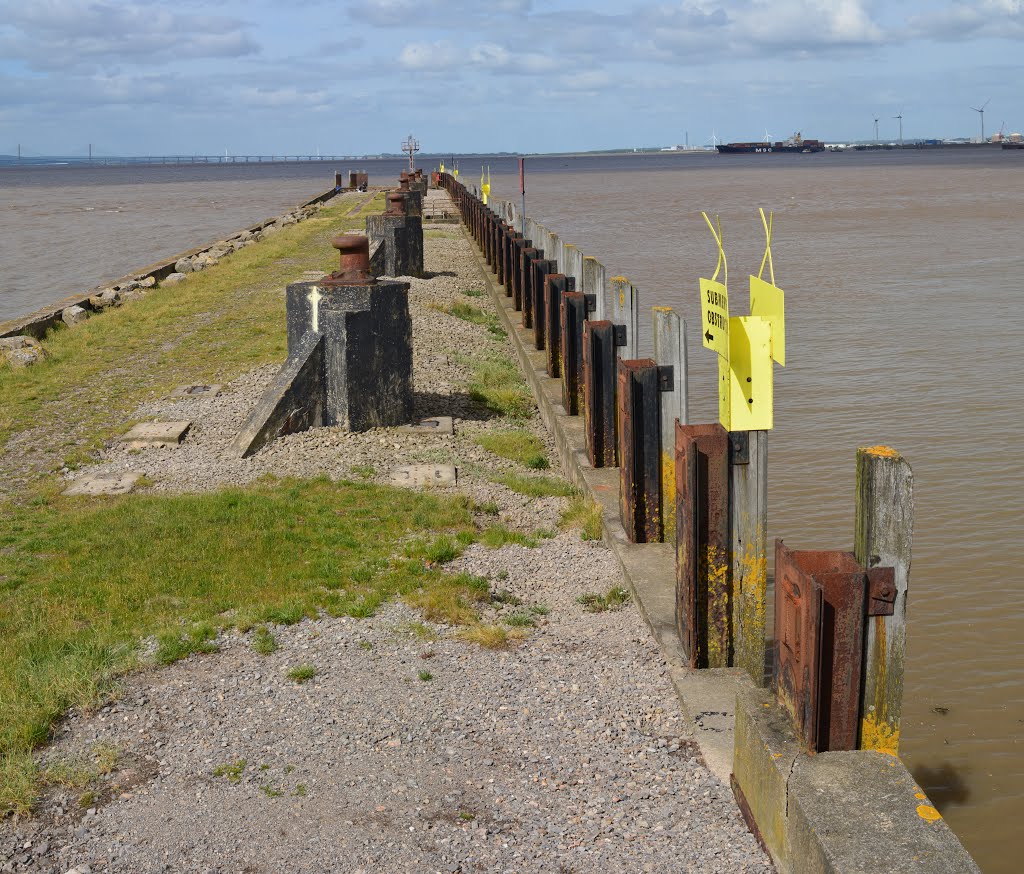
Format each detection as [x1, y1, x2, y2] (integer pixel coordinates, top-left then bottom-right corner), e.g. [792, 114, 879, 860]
[321, 234, 374, 286]
[386, 190, 409, 216]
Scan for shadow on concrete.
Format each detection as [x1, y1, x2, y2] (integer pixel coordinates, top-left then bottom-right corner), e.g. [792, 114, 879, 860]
[412, 390, 504, 423]
[912, 762, 972, 810]
[421, 270, 458, 279]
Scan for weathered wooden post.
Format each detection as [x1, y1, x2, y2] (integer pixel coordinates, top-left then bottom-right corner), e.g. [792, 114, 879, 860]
[855, 446, 913, 755]
[582, 257, 607, 320]
[731, 430, 769, 686]
[617, 359, 662, 543]
[653, 307, 688, 544]
[563, 243, 583, 293]
[610, 277, 639, 359]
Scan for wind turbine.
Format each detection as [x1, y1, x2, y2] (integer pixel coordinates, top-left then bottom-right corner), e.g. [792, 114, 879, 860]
[893, 110, 904, 147]
[971, 99, 990, 142]
[873, 116, 880, 142]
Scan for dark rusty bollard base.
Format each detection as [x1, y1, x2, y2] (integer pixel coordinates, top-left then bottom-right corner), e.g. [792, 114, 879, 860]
[584, 320, 618, 468]
[617, 359, 662, 544]
[560, 292, 586, 415]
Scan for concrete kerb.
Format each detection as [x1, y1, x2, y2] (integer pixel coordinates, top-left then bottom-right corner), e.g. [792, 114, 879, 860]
[460, 221, 982, 874]
[0, 185, 351, 340]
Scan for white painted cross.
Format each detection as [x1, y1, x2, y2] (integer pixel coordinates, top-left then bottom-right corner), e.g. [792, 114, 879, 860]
[308, 286, 322, 333]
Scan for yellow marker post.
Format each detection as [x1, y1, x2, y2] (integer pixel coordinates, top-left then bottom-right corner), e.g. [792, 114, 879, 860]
[699, 214, 730, 359]
[723, 316, 774, 431]
[440, 161, 445, 174]
[481, 166, 491, 205]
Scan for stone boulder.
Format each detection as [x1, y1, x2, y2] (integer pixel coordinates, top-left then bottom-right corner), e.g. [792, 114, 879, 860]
[1, 335, 47, 367]
[138, 276, 157, 288]
[62, 305, 89, 327]
[174, 257, 194, 274]
[163, 272, 187, 286]
[89, 289, 121, 309]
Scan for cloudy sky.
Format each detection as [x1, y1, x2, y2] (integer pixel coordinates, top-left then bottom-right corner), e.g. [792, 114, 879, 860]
[1, 0, 1021, 155]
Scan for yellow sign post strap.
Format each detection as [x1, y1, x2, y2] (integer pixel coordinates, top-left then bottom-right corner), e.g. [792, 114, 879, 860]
[757, 208, 775, 286]
[749, 209, 785, 367]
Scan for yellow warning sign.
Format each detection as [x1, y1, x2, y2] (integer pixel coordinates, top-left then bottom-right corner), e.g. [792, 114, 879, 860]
[719, 316, 774, 431]
[750, 276, 785, 366]
[699, 212, 730, 358]
[701, 279, 730, 358]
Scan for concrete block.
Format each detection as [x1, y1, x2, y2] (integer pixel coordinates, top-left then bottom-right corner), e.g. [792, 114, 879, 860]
[788, 752, 982, 874]
[284, 279, 413, 431]
[171, 384, 222, 398]
[63, 472, 142, 496]
[391, 464, 457, 487]
[366, 214, 424, 277]
[231, 332, 325, 458]
[397, 416, 454, 436]
[120, 421, 191, 449]
[732, 684, 802, 872]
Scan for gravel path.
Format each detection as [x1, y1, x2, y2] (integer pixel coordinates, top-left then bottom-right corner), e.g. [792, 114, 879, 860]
[2, 195, 773, 873]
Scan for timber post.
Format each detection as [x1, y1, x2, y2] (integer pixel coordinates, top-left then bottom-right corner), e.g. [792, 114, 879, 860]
[855, 446, 913, 755]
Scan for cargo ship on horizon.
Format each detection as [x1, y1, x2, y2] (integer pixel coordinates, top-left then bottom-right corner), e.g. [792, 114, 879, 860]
[716, 132, 825, 154]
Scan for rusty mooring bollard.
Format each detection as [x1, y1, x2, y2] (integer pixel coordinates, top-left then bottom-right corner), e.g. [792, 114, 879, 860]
[386, 190, 409, 216]
[322, 234, 374, 286]
[584, 320, 619, 468]
[617, 359, 662, 543]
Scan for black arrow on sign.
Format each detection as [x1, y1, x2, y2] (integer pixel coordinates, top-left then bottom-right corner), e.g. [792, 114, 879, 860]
[704, 330, 714, 343]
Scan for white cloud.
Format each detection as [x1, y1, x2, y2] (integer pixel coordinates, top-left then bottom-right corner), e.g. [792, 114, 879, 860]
[910, 0, 1024, 40]
[398, 40, 462, 71]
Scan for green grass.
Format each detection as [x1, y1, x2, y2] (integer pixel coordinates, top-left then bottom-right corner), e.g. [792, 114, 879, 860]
[476, 430, 549, 469]
[503, 611, 536, 628]
[577, 587, 631, 613]
[466, 357, 534, 419]
[418, 669, 433, 682]
[287, 664, 317, 684]
[560, 495, 604, 541]
[495, 473, 576, 498]
[0, 192, 375, 469]
[0, 476, 476, 814]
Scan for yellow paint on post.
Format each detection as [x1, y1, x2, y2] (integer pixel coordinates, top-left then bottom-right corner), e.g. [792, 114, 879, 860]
[860, 711, 901, 756]
[726, 316, 773, 431]
[749, 275, 786, 366]
[916, 805, 942, 823]
[860, 444, 900, 459]
[661, 450, 676, 543]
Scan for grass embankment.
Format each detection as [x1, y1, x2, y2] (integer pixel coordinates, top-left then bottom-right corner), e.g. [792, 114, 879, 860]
[0, 191, 383, 474]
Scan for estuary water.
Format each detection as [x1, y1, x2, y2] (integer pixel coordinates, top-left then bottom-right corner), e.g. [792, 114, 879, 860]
[2, 150, 1021, 871]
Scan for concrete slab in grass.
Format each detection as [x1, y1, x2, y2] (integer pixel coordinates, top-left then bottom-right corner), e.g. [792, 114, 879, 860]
[788, 751, 982, 874]
[120, 421, 191, 449]
[391, 464, 457, 488]
[397, 416, 454, 436]
[63, 472, 143, 496]
[171, 384, 222, 398]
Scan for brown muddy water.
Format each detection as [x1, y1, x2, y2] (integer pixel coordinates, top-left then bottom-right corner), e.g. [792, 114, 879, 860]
[2, 152, 1022, 870]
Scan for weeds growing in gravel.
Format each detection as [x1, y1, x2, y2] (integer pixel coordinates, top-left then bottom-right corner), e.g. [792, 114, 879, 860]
[456, 624, 529, 649]
[213, 759, 246, 784]
[251, 626, 278, 656]
[495, 473, 576, 498]
[287, 664, 317, 684]
[43, 743, 118, 790]
[393, 621, 439, 641]
[403, 573, 490, 625]
[560, 495, 604, 541]
[260, 783, 284, 798]
[418, 670, 433, 681]
[476, 430, 549, 469]
[503, 611, 536, 628]
[465, 357, 533, 419]
[490, 589, 522, 606]
[578, 587, 631, 613]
